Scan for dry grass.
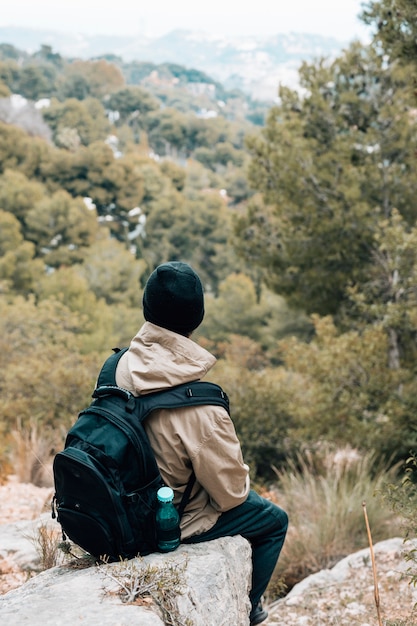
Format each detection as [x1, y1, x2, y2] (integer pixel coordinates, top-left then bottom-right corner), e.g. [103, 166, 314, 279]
[10, 420, 55, 487]
[27, 521, 64, 570]
[268, 447, 402, 597]
[101, 557, 193, 626]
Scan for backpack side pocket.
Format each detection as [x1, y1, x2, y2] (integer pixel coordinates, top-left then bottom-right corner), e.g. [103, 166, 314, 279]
[53, 448, 134, 561]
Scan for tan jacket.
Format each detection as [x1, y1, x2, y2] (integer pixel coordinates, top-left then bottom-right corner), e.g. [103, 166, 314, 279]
[115, 322, 250, 539]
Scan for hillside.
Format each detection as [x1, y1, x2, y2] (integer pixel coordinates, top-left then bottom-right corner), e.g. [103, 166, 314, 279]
[0, 26, 349, 100]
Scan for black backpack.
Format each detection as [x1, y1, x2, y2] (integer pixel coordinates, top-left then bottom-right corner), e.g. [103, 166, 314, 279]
[51, 347, 229, 562]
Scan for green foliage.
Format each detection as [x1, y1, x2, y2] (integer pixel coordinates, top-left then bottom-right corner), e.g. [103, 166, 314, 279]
[194, 142, 246, 172]
[0, 209, 24, 255]
[381, 454, 417, 626]
[0, 168, 46, 223]
[25, 190, 99, 267]
[33, 267, 118, 352]
[223, 167, 252, 205]
[240, 43, 417, 317]
[57, 59, 125, 100]
[39, 143, 144, 217]
[0, 296, 100, 450]
[141, 190, 191, 267]
[0, 43, 24, 61]
[0, 209, 44, 293]
[0, 50, 59, 99]
[162, 62, 216, 86]
[345, 209, 417, 367]
[186, 116, 246, 153]
[211, 356, 299, 479]
[76, 235, 146, 307]
[32, 44, 64, 69]
[108, 301, 145, 349]
[383, 455, 417, 541]
[159, 160, 186, 192]
[145, 107, 188, 156]
[0, 285, 144, 477]
[277, 315, 417, 464]
[201, 273, 312, 352]
[2, 347, 95, 428]
[122, 60, 158, 84]
[106, 86, 160, 122]
[0, 59, 19, 93]
[204, 273, 274, 342]
[138, 167, 242, 292]
[183, 160, 217, 194]
[42, 97, 110, 147]
[16, 63, 57, 100]
[0, 120, 51, 178]
[280, 317, 388, 440]
[362, 0, 417, 67]
[182, 193, 238, 292]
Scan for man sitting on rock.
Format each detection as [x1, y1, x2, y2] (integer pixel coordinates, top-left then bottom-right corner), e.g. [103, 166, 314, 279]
[115, 261, 289, 625]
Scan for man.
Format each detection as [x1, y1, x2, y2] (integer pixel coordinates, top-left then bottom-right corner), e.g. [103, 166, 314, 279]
[115, 261, 288, 626]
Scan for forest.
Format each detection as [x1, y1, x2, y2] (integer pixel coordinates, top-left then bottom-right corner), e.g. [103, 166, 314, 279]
[1, 0, 417, 600]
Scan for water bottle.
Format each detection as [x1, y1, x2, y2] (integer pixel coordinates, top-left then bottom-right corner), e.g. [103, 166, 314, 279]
[155, 486, 181, 552]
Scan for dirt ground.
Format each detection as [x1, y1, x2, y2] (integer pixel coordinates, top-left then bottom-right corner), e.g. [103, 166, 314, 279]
[267, 540, 417, 625]
[0, 475, 53, 525]
[0, 475, 53, 594]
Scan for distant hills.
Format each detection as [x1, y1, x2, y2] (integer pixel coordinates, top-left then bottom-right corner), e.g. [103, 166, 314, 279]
[0, 27, 351, 101]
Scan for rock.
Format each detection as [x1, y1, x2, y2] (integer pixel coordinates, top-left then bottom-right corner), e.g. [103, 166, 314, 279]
[0, 513, 56, 571]
[282, 537, 410, 598]
[0, 533, 252, 626]
[267, 537, 417, 625]
[3, 490, 414, 626]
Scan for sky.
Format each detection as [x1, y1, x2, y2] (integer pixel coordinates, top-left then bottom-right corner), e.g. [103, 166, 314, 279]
[1, 1, 371, 42]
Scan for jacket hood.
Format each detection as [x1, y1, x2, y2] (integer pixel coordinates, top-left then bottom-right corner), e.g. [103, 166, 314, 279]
[116, 322, 216, 394]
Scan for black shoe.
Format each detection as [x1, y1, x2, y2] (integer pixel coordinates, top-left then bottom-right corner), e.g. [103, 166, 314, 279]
[250, 602, 268, 625]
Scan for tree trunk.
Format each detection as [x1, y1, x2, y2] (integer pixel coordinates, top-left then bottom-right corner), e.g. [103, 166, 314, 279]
[387, 326, 400, 370]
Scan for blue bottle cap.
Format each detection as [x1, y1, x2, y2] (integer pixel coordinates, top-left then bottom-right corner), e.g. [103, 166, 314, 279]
[157, 486, 174, 503]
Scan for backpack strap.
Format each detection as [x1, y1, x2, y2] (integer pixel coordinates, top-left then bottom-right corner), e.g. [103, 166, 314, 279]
[95, 348, 230, 418]
[178, 471, 196, 520]
[96, 347, 128, 387]
[94, 349, 230, 519]
[135, 381, 230, 419]
[133, 381, 229, 520]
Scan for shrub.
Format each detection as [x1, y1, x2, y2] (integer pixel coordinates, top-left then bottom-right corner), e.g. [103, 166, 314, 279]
[211, 358, 301, 480]
[268, 446, 401, 597]
[383, 455, 417, 587]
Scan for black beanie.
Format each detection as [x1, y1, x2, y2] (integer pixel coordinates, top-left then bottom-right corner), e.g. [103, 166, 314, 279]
[143, 262, 205, 335]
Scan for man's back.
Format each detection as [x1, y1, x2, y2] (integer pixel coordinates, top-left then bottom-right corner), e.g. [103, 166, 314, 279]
[115, 321, 250, 538]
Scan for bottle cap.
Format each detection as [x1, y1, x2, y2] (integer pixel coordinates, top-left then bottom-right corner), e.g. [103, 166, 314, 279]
[157, 486, 174, 503]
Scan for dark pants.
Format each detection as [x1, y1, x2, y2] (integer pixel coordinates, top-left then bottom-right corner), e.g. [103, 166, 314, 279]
[183, 490, 288, 609]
